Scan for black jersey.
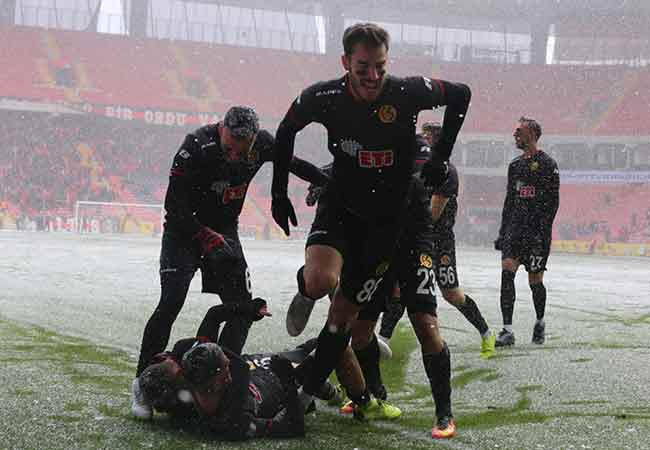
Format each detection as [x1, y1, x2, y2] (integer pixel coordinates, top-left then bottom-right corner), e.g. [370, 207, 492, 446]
[164, 124, 326, 237]
[498, 150, 560, 242]
[276, 75, 449, 221]
[431, 162, 459, 237]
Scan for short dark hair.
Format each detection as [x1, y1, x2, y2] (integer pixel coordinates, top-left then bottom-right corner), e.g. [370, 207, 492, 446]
[139, 363, 180, 411]
[224, 106, 259, 139]
[519, 116, 542, 141]
[342, 23, 390, 56]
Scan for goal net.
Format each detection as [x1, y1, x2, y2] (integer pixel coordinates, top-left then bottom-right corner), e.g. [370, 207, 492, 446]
[74, 201, 164, 235]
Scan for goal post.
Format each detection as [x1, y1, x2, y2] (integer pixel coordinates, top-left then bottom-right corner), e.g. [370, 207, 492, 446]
[74, 201, 165, 235]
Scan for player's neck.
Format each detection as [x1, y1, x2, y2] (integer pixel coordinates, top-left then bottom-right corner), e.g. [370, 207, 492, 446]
[523, 145, 539, 159]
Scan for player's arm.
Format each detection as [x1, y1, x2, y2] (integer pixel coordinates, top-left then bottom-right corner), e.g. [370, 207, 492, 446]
[164, 134, 203, 236]
[430, 194, 451, 223]
[196, 298, 270, 342]
[496, 164, 515, 247]
[540, 161, 560, 234]
[205, 353, 254, 440]
[272, 85, 322, 235]
[430, 163, 456, 222]
[412, 77, 471, 161]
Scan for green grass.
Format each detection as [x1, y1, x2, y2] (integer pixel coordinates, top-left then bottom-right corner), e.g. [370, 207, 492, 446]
[3, 316, 650, 450]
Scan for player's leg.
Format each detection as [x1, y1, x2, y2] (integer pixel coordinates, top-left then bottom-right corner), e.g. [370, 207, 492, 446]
[348, 313, 402, 420]
[402, 242, 455, 438]
[132, 232, 199, 418]
[436, 238, 494, 358]
[497, 241, 520, 346]
[377, 283, 405, 358]
[300, 218, 397, 407]
[524, 243, 550, 344]
[205, 233, 255, 355]
[286, 195, 344, 336]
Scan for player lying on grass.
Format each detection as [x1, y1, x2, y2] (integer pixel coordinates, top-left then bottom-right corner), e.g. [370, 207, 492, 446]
[137, 300, 383, 439]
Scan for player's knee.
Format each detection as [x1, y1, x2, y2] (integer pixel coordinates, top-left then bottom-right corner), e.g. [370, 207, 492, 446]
[303, 267, 338, 299]
[528, 272, 544, 286]
[442, 287, 464, 306]
[350, 320, 375, 350]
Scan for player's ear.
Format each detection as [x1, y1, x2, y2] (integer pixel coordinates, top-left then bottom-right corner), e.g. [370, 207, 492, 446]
[341, 54, 350, 72]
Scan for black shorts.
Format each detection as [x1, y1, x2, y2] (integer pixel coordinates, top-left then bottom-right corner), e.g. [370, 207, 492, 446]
[358, 235, 437, 321]
[160, 229, 252, 303]
[501, 237, 551, 273]
[433, 233, 459, 290]
[306, 192, 401, 306]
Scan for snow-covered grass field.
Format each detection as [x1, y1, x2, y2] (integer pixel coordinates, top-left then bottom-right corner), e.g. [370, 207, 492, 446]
[1, 231, 649, 450]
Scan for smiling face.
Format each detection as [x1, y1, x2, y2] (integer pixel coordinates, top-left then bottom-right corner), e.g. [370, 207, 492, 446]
[342, 42, 388, 102]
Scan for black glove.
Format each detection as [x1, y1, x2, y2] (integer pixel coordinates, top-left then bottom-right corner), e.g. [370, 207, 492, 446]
[194, 227, 237, 267]
[494, 237, 503, 251]
[239, 297, 269, 322]
[271, 195, 297, 236]
[420, 154, 449, 189]
[305, 184, 324, 207]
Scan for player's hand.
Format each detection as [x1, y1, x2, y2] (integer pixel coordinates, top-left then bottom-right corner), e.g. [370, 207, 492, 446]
[420, 154, 449, 189]
[494, 237, 503, 251]
[272, 195, 298, 236]
[194, 227, 237, 268]
[305, 184, 324, 207]
[241, 297, 272, 321]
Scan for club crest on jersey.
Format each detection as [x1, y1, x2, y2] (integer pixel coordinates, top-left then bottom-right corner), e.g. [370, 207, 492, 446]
[530, 161, 539, 171]
[340, 139, 362, 157]
[178, 149, 191, 159]
[440, 254, 451, 266]
[378, 105, 397, 123]
[375, 261, 390, 276]
[420, 254, 433, 268]
[358, 150, 394, 168]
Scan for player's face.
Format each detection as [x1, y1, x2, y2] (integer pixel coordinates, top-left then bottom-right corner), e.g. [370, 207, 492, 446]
[220, 126, 256, 162]
[513, 122, 533, 150]
[342, 43, 388, 102]
[423, 128, 441, 147]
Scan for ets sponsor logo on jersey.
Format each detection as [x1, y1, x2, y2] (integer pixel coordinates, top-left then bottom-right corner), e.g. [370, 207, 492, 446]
[516, 180, 536, 198]
[358, 149, 394, 168]
[223, 183, 248, 204]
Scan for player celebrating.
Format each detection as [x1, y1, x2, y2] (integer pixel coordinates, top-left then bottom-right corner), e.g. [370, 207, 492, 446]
[494, 117, 560, 346]
[379, 123, 496, 360]
[131, 106, 327, 418]
[271, 22, 471, 439]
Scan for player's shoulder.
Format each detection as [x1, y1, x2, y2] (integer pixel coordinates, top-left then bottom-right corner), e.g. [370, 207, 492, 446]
[538, 150, 559, 167]
[254, 129, 274, 149]
[508, 154, 524, 166]
[300, 77, 346, 102]
[182, 124, 220, 155]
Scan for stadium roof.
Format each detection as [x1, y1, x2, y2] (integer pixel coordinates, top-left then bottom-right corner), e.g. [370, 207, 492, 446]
[186, 0, 650, 36]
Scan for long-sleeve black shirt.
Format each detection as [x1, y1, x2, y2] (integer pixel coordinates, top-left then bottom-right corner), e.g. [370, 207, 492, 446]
[498, 150, 560, 242]
[164, 124, 327, 237]
[274, 74, 470, 222]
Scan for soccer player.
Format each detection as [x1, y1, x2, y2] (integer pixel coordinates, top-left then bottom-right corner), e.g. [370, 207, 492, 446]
[131, 106, 328, 418]
[137, 301, 375, 440]
[379, 123, 496, 360]
[494, 117, 560, 346]
[271, 23, 470, 439]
